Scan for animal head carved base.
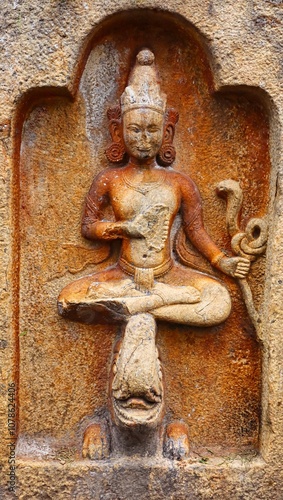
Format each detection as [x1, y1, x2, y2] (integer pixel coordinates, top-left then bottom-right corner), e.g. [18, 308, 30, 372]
[110, 313, 164, 428]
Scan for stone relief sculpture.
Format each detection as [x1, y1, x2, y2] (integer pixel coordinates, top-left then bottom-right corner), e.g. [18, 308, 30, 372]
[57, 49, 266, 459]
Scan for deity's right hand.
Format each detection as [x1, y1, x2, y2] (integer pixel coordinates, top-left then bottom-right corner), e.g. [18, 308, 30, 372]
[101, 221, 143, 239]
[101, 222, 130, 239]
[122, 221, 144, 238]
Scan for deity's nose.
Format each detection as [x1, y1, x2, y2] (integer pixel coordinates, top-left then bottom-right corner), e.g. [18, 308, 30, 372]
[141, 130, 150, 142]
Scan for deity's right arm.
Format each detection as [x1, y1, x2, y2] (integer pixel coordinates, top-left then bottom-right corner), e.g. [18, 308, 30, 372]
[81, 171, 127, 241]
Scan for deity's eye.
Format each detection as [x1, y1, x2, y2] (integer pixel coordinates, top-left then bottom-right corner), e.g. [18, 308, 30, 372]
[127, 125, 141, 133]
[147, 126, 160, 133]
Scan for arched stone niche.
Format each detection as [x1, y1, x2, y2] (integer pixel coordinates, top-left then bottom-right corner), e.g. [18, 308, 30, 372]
[16, 10, 270, 459]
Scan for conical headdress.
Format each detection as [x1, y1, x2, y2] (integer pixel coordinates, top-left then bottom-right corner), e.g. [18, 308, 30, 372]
[121, 49, 166, 115]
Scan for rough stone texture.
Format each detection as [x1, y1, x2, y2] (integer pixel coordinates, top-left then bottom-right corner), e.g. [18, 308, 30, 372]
[0, 0, 283, 498]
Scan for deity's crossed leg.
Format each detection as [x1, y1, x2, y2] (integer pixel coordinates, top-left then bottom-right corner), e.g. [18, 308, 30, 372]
[58, 263, 231, 327]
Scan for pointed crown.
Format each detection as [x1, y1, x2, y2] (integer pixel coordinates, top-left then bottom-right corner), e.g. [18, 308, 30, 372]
[121, 49, 167, 115]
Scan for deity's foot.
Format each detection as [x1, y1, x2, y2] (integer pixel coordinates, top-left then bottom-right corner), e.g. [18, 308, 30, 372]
[163, 421, 190, 460]
[87, 279, 138, 299]
[152, 283, 201, 305]
[82, 422, 110, 460]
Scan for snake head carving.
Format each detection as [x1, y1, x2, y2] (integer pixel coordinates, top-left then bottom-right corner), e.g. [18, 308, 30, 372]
[216, 179, 268, 260]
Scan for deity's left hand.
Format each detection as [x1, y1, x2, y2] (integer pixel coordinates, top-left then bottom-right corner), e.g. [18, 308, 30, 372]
[217, 256, 250, 279]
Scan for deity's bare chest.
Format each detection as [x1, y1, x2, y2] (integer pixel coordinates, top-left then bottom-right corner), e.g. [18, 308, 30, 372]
[110, 179, 179, 221]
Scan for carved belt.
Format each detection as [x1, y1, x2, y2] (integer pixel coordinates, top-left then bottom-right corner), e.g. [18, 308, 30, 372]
[118, 257, 173, 291]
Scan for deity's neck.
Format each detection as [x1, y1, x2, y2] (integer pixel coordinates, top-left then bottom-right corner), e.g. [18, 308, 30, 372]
[128, 157, 157, 170]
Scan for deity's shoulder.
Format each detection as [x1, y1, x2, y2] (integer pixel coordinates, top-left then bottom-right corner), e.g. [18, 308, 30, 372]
[165, 169, 200, 195]
[88, 167, 121, 196]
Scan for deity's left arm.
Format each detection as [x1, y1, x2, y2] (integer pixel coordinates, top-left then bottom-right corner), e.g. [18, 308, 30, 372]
[181, 177, 225, 267]
[181, 177, 250, 278]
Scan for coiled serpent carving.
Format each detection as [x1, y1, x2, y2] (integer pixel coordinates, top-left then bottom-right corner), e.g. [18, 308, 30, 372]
[217, 179, 267, 338]
[216, 180, 267, 261]
[176, 179, 268, 340]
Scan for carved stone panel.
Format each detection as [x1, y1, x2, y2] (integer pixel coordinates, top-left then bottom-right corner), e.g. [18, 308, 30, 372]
[16, 11, 269, 465]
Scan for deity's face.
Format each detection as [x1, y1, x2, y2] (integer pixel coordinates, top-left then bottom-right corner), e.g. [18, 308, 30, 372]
[122, 108, 164, 161]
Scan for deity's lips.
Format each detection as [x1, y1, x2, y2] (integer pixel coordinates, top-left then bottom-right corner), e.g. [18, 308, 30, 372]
[136, 148, 151, 154]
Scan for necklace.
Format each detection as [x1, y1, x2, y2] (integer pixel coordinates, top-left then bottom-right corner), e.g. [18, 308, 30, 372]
[121, 170, 166, 195]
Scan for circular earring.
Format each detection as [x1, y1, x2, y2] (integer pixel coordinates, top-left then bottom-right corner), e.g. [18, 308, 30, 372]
[157, 144, 176, 166]
[105, 142, 126, 163]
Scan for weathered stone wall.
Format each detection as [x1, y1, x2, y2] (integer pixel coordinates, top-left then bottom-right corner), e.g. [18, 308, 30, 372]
[0, 1, 283, 498]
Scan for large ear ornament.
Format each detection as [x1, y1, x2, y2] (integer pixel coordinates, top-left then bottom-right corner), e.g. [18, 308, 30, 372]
[157, 144, 176, 166]
[157, 108, 179, 167]
[105, 142, 126, 163]
[105, 105, 126, 164]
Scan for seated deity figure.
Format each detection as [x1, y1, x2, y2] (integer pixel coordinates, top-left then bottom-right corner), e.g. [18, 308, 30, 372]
[57, 49, 250, 329]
